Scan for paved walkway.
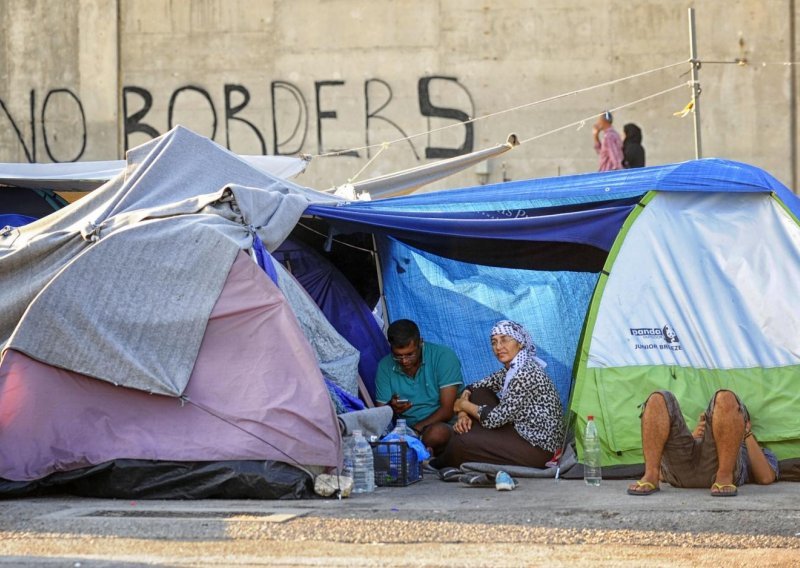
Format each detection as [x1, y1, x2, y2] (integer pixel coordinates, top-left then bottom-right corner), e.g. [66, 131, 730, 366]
[0, 477, 798, 566]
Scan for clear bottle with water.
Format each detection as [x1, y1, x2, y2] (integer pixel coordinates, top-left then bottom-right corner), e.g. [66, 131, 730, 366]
[583, 415, 602, 486]
[351, 429, 375, 493]
[341, 435, 355, 479]
[393, 419, 409, 439]
[390, 419, 409, 480]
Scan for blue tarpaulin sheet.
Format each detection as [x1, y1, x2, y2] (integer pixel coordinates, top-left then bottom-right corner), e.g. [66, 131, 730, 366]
[377, 236, 597, 409]
[304, 158, 799, 407]
[307, 159, 800, 249]
[0, 214, 37, 228]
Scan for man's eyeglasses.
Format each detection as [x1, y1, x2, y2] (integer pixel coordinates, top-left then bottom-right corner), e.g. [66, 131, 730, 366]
[392, 352, 419, 362]
[391, 343, 421, 362]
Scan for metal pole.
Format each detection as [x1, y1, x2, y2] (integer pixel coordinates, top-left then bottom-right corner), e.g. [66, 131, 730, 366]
[789, 0, 798, 193]
[370, 233, 390, 331]
[688, 7, 703, 159]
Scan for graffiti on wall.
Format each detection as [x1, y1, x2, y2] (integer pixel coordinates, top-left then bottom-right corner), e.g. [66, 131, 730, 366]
[0, 88, 87, 163]
[1, 76, 474, 163]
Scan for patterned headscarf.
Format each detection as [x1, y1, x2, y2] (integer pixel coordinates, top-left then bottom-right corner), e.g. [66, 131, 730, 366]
[490, 320, 547, 399]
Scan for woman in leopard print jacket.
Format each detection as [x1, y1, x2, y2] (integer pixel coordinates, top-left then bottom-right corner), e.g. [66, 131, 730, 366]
[432, 320, 564, 469]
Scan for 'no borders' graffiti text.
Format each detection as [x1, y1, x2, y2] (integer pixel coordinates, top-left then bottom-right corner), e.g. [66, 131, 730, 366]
[1, 76, 474, 163]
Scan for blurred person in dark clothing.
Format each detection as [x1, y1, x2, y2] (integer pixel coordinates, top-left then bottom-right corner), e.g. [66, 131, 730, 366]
[622, 123, 645, 169]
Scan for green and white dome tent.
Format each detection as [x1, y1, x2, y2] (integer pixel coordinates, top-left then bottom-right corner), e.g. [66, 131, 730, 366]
[569, 163, 800, 474]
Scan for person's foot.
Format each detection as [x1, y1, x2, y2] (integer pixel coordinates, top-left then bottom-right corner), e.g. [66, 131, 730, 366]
[495, 471, 517, 491]
[438, 466, 463, 482]
[626, 479, 660, 496]
[422, 460, 440, 474]
[459, 472, 494, 487]
[710, 482, 738, 497]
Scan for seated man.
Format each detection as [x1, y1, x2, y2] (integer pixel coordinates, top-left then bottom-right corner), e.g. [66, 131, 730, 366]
[627, 389, 778, 496]
[375, 319, 464, 455]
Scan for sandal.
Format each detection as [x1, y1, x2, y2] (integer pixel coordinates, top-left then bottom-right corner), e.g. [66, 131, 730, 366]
[711, 482, 738, 497]
[438, 467, 463, 482]
[459, 472, 494, 487]
[627, 480, 660, 496]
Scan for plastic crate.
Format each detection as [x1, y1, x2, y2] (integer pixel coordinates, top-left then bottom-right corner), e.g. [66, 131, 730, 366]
[369, 440, 422, 487]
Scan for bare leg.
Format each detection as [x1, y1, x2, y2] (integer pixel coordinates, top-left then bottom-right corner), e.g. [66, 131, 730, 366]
[628, 392, 670, 493]
[422, 423, 452, 457]
[709, 390, 744, 494]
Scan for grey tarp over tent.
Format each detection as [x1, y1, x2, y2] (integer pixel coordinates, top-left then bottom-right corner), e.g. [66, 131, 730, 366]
[0, 154, 309, 192]
[0, 127, 346, 497]
[0, 126, 336, 396]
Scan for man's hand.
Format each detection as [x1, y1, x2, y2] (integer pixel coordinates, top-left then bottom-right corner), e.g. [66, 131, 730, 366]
[692, 412, 707, 439]
[389, 394, 413, 416]
[742, 417, 777, 484]
[454, 411, 472, 434]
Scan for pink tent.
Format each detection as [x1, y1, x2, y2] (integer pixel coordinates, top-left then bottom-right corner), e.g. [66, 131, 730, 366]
[0, 252, 341, 495]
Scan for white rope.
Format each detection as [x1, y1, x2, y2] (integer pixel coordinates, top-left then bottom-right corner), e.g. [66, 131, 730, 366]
[347, 142, 389, 184]
[699, 59, 800, 66]
[297, 222, 375, 254]
[312, 60, 689, 158]
[518, 82, 690, 145]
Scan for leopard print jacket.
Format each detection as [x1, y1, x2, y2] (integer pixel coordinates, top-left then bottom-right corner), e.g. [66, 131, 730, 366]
[471, 361, 564, 453]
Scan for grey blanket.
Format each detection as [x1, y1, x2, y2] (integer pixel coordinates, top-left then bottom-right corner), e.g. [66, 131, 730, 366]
[460, 444, 578, 478]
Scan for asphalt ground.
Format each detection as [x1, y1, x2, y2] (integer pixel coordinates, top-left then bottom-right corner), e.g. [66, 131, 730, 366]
[1, 476, 799, 566]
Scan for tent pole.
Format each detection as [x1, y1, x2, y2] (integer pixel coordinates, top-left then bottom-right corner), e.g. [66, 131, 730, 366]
[789, 0, 798, 193]
[371, 233, 390, 332]
[688, 7, 703, 159]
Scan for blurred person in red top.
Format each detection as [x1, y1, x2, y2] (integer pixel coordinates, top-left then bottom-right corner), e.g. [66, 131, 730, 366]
[592, 110, 623, 171]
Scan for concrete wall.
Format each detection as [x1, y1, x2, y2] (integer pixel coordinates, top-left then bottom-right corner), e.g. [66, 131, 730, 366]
[1, 0, 798, 192]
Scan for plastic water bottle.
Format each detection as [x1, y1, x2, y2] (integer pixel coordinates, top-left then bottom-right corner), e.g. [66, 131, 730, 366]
[393, 419, 409, 439]
[341, 435, 355, 479]
[390, 419, 408, 480]
[351, 430, 375, 493]
[583, 415, 602, 486]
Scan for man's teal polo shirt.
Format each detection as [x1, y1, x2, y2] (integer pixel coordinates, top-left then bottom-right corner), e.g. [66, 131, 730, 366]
[375, 342, 464, 425]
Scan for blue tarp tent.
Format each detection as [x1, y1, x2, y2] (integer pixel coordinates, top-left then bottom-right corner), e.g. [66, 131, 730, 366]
[306, 159, 800, 472]
[308, 159, 798, 251]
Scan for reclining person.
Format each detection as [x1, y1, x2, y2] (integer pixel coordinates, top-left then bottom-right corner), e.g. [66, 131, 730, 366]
[627, 389, 778, 496]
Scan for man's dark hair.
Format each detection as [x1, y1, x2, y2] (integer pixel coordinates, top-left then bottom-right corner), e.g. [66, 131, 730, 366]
[387, 319, 421, 348]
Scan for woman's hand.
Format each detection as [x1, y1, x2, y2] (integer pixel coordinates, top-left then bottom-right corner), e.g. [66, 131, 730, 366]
[454, 411, 472, 434]
[453, 389, 471, 413]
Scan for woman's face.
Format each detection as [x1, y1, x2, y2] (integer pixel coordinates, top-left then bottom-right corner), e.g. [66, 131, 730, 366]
[491, 334, 522, 367]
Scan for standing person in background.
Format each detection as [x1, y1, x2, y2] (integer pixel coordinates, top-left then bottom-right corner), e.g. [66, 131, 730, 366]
[592, 110, 624, 171]
[622, 123, 646, 168]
